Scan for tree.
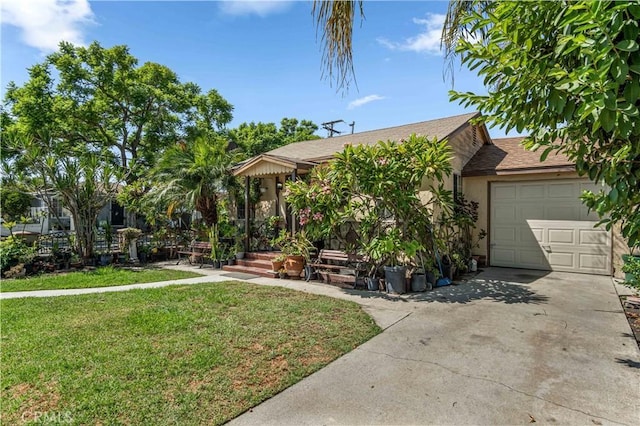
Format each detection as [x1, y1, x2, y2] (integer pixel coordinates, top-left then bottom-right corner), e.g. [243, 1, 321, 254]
[4, 41, 233, 183]
[229, 118, 320, 158]
[4, 131, 121, 258]
[147, 136, 240, 228]
[312, 0, 364, 91]
[442, 0, 640, 249]
[0, 185, 31, 222]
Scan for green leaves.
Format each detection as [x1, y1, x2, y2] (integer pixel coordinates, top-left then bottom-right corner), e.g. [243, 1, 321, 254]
[447, 0, 640, 251]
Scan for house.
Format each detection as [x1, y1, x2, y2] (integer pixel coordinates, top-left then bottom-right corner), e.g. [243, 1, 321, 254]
[0, 193, 129, 237]
[233, 112, 624, 277]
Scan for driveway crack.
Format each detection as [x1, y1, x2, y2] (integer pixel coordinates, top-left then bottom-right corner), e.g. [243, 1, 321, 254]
[360, 349, 630, 426]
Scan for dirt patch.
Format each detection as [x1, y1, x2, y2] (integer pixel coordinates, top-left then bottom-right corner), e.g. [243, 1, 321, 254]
[621, 296, 640, 350]
[4, 381, 61, 424]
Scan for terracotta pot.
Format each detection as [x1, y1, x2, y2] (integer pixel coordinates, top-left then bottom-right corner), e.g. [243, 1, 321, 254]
[284, 255, 304, 278]
[271, 260, 284, 272]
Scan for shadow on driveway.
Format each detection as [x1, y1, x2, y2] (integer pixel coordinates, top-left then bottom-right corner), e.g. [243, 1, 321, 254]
[342, 268, 550, 305]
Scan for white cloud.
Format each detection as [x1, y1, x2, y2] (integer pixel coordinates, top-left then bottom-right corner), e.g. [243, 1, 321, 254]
[219, 1, 293, 17]
[377, 13, 445, 55]
[348, 94, 385, 110]
[1, 0, 94, 52]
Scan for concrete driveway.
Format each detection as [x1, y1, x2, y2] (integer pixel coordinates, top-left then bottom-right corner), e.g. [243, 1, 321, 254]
[230, 268, 640, 425]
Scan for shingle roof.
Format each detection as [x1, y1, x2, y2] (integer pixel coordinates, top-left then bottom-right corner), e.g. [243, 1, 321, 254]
[266, 112, 481, 161]
[462, 137, 574, 176]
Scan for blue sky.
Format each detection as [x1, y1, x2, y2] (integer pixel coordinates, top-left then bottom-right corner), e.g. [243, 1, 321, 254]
[1, 1, 508, 138]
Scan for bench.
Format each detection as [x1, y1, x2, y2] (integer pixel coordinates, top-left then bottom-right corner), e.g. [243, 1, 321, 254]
[308, 249, 367, 288]
[176, 242, 211, 268]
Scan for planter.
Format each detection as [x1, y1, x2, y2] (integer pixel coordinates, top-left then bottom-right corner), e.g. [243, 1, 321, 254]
[228, 258, 236, 266]
[99, 254, 112, 266]
[139, 252, 148, 264]
[212, 259, 221, 269]
[410, 273, 427, 292]
[271, 260, 284, 272]
[426, 271, 436, 288]
[365, 276, 379, 291]
[384, 265, 407, 294]
[622, 254, 640, 284]
[285, 255, 305, 278]
[236, 252, 245, 259]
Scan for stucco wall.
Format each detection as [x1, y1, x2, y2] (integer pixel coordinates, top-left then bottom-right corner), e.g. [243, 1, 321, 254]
[463, 171, 625, 276]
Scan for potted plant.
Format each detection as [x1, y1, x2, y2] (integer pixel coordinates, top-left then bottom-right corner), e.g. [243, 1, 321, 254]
[138, 244, 151, 264]
[272, 230, 315, 278]
[271, 253, 286, 272]
[119, 227, 142, 263]
[234, 237, 246, 259]
[366, 230, 422, 294]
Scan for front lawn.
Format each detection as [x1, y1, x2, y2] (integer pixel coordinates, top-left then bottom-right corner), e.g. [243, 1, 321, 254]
[1, 282, 380, 424]
[0, 266, 202, 292]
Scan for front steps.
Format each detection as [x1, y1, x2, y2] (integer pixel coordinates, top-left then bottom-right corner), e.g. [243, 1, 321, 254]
[222, 252, 281, 278]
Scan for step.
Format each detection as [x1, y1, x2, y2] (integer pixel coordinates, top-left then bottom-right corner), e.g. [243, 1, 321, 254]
[222, 264, 278, 278]
[236, 258, 273, 269]
[244, 252, 282, 261]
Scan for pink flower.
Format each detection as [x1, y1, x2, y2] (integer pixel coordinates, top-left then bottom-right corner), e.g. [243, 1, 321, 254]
[321, 185, 331, 194]
[313, 212, 324, 221]
[299, 217, 308, 226]
[377, 157, 388, 166]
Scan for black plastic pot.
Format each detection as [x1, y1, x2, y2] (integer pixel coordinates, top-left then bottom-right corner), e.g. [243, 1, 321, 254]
[410, 273, 427, 292]
[384, 266, 407, 294]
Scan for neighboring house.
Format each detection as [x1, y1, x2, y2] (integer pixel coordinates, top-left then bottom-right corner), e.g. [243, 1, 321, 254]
[234, 111, 625, 278]
[0, 193, 129, 237]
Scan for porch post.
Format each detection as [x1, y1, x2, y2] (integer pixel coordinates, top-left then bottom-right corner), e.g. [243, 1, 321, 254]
[244, 175, 250, 252]
[291, 169, 297, 234]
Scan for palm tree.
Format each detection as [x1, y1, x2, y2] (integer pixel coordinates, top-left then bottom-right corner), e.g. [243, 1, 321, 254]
[148, 135, 239, 228]
[312, 0, 364, 92]
[311, 1, 489, 90]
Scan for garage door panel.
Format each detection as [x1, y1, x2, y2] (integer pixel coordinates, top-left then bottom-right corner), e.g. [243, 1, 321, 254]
[517, 249, 548, 268]
[548, 183, 576, 198]
[579, 253, 608, 270]
[521, 205, 545, 220]
[519, 184, 545, 198]
[548, 229, 575, 244]
[490, 180, 611, 275]
[493, 227, 516, 243]
[520, 227, 543, 244]
[579, 228, 608, 245]
[492, 249, 516, 265]
[546, 205, 580, 220]
[548, 252, 576, 268]
[495, 205, 517, 222]
[494, 185, 516, 200]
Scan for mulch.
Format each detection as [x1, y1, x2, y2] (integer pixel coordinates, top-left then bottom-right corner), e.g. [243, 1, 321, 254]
[621, 295, 640, 350]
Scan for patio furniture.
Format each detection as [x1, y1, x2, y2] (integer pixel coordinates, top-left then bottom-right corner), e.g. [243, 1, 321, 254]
[308, 249, 366, 288]
[176, 241, 212, 268]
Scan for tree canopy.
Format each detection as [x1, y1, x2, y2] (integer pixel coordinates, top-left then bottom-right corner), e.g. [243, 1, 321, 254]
[229, 118, 320, 158]
[443, 0, 640, 249]
[3, 41, 233, 182]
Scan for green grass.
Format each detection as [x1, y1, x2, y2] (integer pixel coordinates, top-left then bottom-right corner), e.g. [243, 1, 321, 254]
[1, 282, 380, 425]
[0, 266, 202, 292]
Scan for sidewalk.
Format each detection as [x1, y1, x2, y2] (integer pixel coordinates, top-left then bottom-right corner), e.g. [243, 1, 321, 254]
[0, 262, 416, 330]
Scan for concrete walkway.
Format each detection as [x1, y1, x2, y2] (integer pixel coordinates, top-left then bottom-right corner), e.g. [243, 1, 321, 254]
[2, 265, 639, 424]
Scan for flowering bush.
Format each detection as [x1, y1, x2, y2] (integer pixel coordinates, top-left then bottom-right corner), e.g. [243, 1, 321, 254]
[285, 134, 454, 269]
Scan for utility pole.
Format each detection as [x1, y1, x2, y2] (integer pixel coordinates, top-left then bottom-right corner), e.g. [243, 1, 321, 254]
[321, 120, 344, 138]
[348, 121, 355, 134]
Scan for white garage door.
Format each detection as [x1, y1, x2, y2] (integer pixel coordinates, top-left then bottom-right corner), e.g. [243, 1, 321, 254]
[490, 179, 611, 275]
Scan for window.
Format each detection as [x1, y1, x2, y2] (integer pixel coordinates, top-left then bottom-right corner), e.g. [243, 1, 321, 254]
[237, 199, 246, 220]
[453, 173, 462, 204]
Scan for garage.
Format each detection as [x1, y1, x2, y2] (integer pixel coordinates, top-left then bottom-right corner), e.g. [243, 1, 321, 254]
[490, 179, 611, 275]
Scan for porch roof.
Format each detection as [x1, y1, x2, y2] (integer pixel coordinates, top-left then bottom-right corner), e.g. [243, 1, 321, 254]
[232, 154, 318, 177]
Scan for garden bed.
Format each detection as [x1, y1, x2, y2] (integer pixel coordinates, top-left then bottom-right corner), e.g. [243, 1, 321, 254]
[621, 295, 640, 350]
